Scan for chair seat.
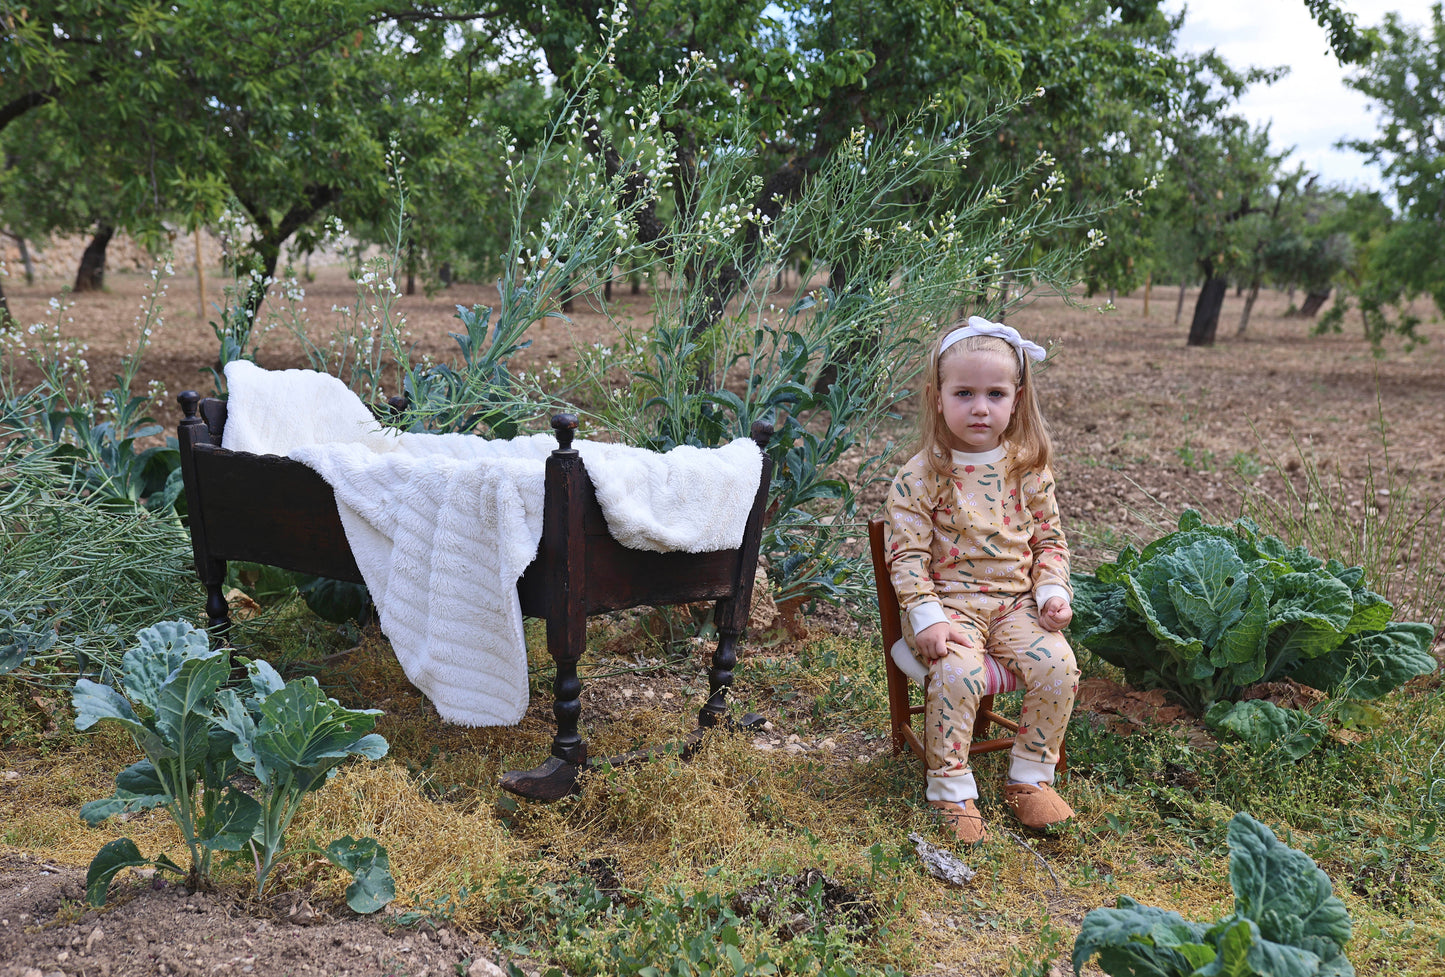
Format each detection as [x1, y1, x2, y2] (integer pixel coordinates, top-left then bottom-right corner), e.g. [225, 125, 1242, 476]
[889, 639, 1021, 693]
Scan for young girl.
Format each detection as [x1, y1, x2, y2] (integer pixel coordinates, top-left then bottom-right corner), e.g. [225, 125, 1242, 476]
[885, 317, 1079, 843]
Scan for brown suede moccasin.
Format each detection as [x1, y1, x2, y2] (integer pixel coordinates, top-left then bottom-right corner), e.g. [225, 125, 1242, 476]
[1003, 782, 1074, 830]
[929, 799, 988, 844]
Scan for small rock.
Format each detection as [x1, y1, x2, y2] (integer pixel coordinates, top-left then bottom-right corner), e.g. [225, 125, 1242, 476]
[85, 926, 104, 951]
[856, 755, 870, 764]
[752, 739, 774, 752]
[437, 928, 452, 948]
[784, 743, 806, 755]
[786, 733, 801, 744]
[1, 770, 19, 781]
[643, 689, 655, 699]
[762, 721, 775, 732]
[819, 738, 837, 751]
[467, 957, 507, 977]
[661, 692, 674, 700]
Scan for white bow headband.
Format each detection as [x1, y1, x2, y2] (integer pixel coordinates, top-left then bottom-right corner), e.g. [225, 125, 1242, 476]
[940, 316, 1046, 370]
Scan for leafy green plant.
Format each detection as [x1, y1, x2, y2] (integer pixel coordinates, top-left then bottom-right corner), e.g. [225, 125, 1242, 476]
[73, 621, 252, 897]
[215, 658, 391, 905]
[73, 620, 393, 912]
[1069, 510, 1437, 748]
[0, 439, 197, 686]
[1073, 811, 1355, 977]
[2, 272, 182, 514]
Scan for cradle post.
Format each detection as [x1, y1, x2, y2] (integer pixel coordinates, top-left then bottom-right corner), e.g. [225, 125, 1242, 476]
[177, 391, 231, 635]
[700, 420, 774, 729]
[499, 414, 590, 801]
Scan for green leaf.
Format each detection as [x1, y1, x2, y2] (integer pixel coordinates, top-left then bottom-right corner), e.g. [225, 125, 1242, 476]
[197, 789, 263, 852]
[1228, 813, 1352, 958]
[1261, 571, 1354, 668]
[326, 836, 395, 913]
[120, 620, 216, 713]
[249, 678, 386, 790]
[1073, 896, 1209, 976]
[73, 678, 146, 735]
[1197, 916, 1257, 977]
[1290, 622, 1437, 699]
[85, 838, 149, 907]
[215, 688, 260, 768]
[150, 653, 230, 757]
[296, 575, 370, 624]
[79, 760, 173, 825]
[1206, 701, 1324, 760]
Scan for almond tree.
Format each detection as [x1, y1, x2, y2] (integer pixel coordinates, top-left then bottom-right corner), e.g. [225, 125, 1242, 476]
[1329, 2, 1445, 348]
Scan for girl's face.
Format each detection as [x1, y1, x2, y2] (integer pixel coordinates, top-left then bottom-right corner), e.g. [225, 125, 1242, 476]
[936, 348, 1018, 452]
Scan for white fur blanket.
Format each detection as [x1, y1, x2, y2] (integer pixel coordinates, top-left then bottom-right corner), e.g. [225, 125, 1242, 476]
[221, 361, 762, 726]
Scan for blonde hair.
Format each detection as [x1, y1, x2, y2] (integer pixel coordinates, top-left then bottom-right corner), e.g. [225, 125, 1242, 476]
[916, 325, 1053, 477]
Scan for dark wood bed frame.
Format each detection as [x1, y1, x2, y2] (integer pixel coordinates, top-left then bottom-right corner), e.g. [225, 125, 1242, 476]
[175, 391, 774, 801]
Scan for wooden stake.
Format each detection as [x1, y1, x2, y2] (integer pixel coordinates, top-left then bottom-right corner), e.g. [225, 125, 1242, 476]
[1142, 271, 1152, 319]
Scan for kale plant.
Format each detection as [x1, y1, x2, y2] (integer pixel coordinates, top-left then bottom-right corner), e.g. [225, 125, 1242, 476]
[1070, 510, 1436, 755]
[73, 620, 393, 912]
[1073, 812, 1354, 977]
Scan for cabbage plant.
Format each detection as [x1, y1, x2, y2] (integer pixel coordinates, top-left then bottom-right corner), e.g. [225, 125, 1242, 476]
[1069, 510, 1436, 754]
[1073, 812, 1354, 977]
[73, 620, 393, 912]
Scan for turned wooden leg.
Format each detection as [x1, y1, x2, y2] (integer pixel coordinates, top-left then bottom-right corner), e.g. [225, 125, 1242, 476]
[550, 659, 587, 765]
[700, 629, 738, 728]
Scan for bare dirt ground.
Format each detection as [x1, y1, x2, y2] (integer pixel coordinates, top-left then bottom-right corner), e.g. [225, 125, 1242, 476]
[2, 263, 1444, 976]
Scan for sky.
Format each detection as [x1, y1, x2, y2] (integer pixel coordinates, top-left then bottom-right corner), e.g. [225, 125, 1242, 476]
[1163, 1, 1438, 191]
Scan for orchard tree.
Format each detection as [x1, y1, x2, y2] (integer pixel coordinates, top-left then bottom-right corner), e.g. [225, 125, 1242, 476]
[0, 0, 516, 316]
[1330, 2, 1445, 347]
[1151, 52, 1288, 347]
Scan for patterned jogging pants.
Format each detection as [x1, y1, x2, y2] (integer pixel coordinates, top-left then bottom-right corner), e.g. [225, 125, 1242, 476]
[916, 591, 1078, 802]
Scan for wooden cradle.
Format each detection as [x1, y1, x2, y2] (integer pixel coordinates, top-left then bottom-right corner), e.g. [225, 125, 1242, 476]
[175, 391, 774, 801]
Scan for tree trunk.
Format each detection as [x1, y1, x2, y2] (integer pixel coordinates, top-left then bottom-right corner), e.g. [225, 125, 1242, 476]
[14, 234, 35, 284]
[1237, 280, 1261, 335]
[405, 241, 416, 296]
[0, 277, 10, 327]
[1174, 281, 1187, 325]
[1298, 289, 1331, 317]
[73, 223, 115, 292]
[1142, 272, 1152, 318]
[1187, 276, 1228, 347]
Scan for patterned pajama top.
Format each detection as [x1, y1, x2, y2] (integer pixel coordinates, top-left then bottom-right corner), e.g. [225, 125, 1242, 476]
[885, 443, 1071, 639]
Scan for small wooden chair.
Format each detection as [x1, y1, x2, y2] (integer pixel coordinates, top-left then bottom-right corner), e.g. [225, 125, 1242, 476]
[867, 518, 1065, 774]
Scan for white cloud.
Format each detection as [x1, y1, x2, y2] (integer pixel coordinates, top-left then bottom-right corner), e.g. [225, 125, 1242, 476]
[1163, 1, 1438, 191]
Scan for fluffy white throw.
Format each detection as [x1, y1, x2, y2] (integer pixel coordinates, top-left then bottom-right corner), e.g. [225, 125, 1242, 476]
[220, 361, 762, 726]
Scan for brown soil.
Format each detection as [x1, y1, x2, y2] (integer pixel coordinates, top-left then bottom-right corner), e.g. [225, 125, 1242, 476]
[2, 265, 1444, 976]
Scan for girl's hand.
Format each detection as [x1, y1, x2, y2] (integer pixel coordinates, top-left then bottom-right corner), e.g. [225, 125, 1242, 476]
[916, 621, 970, 662]
[1039, 596, 1072, 632]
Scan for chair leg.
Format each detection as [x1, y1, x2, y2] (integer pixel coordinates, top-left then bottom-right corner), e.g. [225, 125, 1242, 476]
[972, 694, 995, 741]
[885, 655, 915, 756]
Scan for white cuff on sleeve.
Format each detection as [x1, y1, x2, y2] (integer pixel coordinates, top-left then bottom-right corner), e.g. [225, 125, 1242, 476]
[1035, 584, 1070, 612]
[908, 600, 950, 635]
